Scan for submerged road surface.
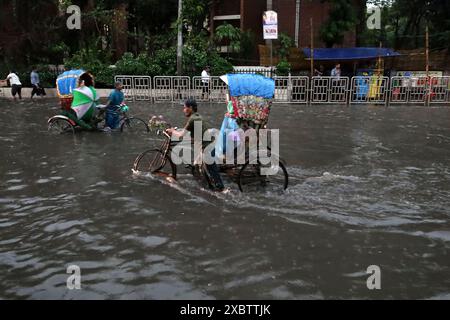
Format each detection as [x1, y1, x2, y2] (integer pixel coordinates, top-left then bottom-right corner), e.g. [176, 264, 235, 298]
[0, 99, 449, 299]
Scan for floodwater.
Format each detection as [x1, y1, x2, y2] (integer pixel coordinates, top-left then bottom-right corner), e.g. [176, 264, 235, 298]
[0, 98, 449, 300]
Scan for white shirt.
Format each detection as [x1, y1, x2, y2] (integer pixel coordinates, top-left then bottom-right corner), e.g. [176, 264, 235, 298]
[7, 73, 21, 86]
[331, 68, 341, 79]
[201, 70, 210, 84]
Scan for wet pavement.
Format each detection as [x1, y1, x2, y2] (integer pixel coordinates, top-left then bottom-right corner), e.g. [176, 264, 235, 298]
[0, 98, 449, 299]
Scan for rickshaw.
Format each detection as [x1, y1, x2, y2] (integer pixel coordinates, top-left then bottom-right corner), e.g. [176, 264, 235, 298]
[133, 73, 289, 192]
[47, 70, 149, 135]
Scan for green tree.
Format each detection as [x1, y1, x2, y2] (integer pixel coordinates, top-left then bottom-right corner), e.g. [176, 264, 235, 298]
[320, 0, 357, 47]
[277, 33, 294, 60]
[215, 23, 242, 54]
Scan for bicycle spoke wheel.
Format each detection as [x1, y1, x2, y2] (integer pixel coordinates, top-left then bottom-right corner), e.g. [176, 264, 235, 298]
[121, 117, 150, 134]
[133, 149, 176, 179]
[238, 160, 288, 193]
[48, 118, 75, 135]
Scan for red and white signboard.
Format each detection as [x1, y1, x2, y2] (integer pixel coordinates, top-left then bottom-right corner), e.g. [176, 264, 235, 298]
[263, 10, 278, 40]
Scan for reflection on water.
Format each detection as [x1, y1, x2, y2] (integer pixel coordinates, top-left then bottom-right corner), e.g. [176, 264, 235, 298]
[0, 99, 449, 299]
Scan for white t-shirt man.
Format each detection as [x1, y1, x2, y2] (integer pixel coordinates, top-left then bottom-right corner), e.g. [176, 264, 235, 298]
[201, 69, 210, 84]
[7, 73, 22, 86]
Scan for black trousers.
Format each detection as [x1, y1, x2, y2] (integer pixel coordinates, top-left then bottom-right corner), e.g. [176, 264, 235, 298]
[11, 85, 22, 98]
[31, 84, 46, 97]
[202, 83, 210, 95]
[205, 148, 224, 191]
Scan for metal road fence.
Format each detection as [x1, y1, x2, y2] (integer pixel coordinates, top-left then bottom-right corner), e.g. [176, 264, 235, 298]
[350, 76, 389, 105]
[113, 75, 450, 106]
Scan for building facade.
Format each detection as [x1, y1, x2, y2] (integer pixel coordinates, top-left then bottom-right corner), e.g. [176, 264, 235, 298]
[210, 0, 358, 63]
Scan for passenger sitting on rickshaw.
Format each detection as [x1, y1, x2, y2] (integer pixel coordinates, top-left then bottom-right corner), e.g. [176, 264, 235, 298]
[216, 95, 240, 161]
[66, 72, 100, 130]
[104, 81, 125, 130]
[166, 99, 225, 192]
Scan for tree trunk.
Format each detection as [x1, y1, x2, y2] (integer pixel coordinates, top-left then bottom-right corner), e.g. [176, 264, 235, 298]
[355, 0, 367, 46]
[112, 2, 129, 60]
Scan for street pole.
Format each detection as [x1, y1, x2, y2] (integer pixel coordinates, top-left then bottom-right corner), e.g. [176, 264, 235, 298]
[425, 24, 429, 78]
[270, 40, 273, 68]
[177, 0, 183, 76]
[310, 17, 314, 77]
[295, 0, 300, 47]
[267, 0, 273, 69]
[425, 24, 430, 106]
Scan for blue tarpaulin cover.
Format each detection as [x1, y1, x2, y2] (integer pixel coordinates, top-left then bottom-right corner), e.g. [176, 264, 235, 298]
[227, 74, 275, 98]
[56, 69, 85, 96]
[302, 47, 400, 61]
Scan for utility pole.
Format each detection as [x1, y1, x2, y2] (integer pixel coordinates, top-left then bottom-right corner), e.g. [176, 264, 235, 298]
[177, 0, 183, 76]
[425, 23, 430, 106]
[267, 0, 273, 68]
[310, 17, 314, 77]
[425, 24, 429, 78]
[295, 0, 300, 47]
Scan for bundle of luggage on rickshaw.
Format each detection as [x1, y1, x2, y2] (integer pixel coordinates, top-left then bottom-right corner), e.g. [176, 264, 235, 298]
[222, 73, 275, 129]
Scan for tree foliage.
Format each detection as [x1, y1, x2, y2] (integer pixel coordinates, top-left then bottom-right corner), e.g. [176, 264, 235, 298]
[320, 0, 357, 47]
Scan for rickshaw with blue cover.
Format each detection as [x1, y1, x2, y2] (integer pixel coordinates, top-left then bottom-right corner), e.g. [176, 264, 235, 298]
[47, 70, 149, 134]
[133, 73, 289, 192]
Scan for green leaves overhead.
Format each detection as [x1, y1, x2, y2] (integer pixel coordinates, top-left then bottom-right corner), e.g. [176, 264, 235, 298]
[320, 0, 357, 47]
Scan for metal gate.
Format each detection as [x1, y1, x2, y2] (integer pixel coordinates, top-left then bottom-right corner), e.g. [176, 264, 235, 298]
[172, 76, 191, 102]
[192, 76, 209, 102]
[430, 76, 450, 104]
[350, 76, 389, 105]
[273, 77, 290, 103]
[310, 77, 330, 103]
[133, 76, 152, 101]
[153, 77, 172, 102]
[389, 76, 409, 104]
[209, 76, 228, 102]
[408, 76, 428, 104]
[291, 76, 309, 104]
[329, 77, 349, 104]
[311, 77, 349, 104]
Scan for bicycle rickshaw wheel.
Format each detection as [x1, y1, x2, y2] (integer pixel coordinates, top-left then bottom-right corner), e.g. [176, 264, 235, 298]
[48, 118, 75, 135]
[121, 117, 150, 133]
[238, 159, 288, 193]
[133, 149, 177, 179]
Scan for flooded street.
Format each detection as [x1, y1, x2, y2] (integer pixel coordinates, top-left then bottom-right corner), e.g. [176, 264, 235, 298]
[0, 98, 449, 299]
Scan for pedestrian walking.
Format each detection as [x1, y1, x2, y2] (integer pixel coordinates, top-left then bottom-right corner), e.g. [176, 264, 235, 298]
[31, 68, 46, 99]
[201, 66, 211, 100]
[3, 70, 22, 101]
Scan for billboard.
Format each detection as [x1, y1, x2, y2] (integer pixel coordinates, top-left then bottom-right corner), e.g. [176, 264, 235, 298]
[263, 10, 278, 40]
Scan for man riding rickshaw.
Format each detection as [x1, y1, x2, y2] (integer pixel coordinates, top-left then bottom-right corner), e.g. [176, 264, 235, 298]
[135, 73, 289, 192]
[48, 70, 148, 134]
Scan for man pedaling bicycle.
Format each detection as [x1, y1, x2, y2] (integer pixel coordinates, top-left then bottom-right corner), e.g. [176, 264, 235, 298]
[165, 99, 225, 192]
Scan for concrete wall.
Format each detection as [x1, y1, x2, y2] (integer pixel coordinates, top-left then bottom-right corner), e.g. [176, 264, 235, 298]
[0, 88, 112, 99]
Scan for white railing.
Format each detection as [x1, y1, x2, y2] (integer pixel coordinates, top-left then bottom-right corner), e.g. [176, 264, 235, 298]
[350, 76, 389, 105]
[430, 76, 450, 104]
[108, 75, 450, 106]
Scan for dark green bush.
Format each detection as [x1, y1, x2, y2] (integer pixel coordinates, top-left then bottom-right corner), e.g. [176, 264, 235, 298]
[276, 60, 291, 76]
